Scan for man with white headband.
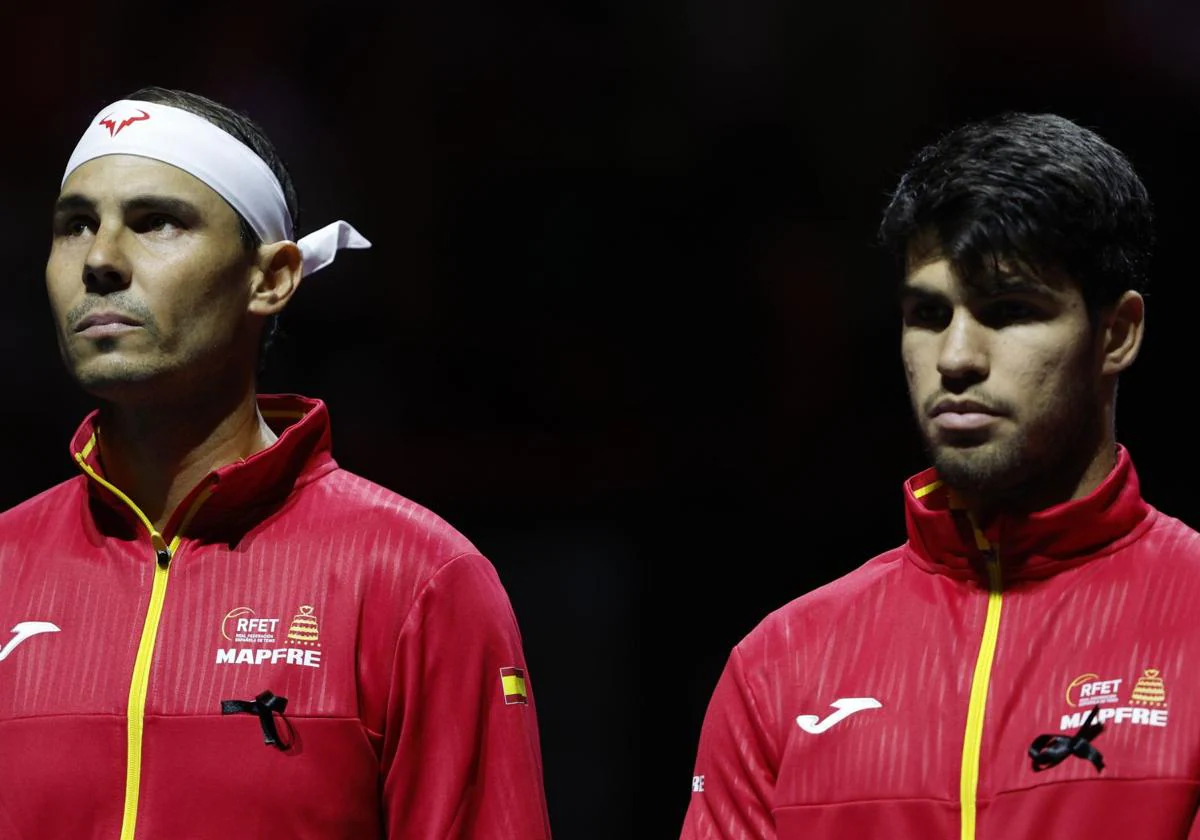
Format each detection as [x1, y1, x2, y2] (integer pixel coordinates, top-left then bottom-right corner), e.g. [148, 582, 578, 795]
[0, 86, 552, 839]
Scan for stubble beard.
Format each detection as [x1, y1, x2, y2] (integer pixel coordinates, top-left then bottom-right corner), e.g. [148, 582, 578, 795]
[922, 373, 1103, 509]
[61, 334, 165, 399]
[59, 297, 169, 399]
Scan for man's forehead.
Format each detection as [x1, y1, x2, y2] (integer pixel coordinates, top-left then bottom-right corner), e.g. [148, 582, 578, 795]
[902, 254, 1068, 298]
[59, 153, 221, 204]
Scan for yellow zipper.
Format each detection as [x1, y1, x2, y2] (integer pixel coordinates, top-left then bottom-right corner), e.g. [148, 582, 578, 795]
[959, 525, 1003, 840]
[74, 441, 215, 840]
[120, 547, 173, 840]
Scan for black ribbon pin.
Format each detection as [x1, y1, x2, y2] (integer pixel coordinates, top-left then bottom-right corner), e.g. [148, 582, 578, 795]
[221, 690, 294, 751]
[1028, 705, 1105, 773]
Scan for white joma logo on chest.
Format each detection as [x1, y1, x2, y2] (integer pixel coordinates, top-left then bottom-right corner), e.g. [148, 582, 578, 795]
[796, 697, 882, 733]
[0, 621, 60, 662]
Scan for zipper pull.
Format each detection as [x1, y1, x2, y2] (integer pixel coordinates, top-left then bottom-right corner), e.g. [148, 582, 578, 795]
[151, 531, 172, 569]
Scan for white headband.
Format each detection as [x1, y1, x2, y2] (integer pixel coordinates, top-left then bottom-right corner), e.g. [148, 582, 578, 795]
[62, 99, 370, 278]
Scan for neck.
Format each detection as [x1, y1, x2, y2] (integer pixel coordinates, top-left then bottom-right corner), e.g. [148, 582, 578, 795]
[95, 380, 276, 531]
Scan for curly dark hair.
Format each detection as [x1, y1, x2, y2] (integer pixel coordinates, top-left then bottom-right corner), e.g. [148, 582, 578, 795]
[879, 112, 1154, 314]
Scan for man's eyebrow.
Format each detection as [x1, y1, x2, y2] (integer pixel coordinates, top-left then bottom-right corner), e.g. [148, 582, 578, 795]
[121, 195, 202, 218]
[897, 274, 1060, 306]
[52, 193, 93, 215]
[52, 193, 201, 219]
[897, 283, 946, 305]
[980, 270, 1058, 295]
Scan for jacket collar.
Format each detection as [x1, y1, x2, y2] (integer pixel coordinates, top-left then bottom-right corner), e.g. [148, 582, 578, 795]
[71, 393, 336, 545]
[903, 445, 1155, 583]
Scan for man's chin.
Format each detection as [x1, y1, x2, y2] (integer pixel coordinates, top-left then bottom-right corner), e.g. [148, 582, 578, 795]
[930, 442, 1022, 493]
[70, 363, 165, 402]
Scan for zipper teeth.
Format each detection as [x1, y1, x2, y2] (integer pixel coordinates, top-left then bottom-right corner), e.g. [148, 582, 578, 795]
[121, 560, 171, 840]
[75, 442, 218, 840]
[960, 533, 1003, 840]
[116, 488, 213, 840]
[74, 450, 169, 840]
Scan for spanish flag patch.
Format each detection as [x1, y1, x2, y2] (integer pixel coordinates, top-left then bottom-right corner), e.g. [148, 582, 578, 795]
[500, 666, 528, 704]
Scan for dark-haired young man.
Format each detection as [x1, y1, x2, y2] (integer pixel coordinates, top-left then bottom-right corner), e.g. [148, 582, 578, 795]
[678, 112, 1200, 839]
[0, 87, 551, 839]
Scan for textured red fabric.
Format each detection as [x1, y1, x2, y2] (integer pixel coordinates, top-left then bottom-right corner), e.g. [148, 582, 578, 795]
[681, 447, 1200, 839]
[0, 394, 551, 839]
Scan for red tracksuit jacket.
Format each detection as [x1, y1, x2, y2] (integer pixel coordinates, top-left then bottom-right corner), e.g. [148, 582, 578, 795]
[0, 394, 551, 839]
[681, 446, 1200, 839]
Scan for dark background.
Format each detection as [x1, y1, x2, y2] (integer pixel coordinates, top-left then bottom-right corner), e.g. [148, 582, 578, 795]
[4, 2, 1200, 837]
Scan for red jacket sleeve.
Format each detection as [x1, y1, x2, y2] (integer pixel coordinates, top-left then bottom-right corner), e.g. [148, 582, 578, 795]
[381, 552, 552, 839]
[680, 647, 778, 840]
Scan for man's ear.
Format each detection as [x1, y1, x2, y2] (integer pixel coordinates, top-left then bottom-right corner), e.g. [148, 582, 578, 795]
[248, 241, 303, 317]
[1101, 290, 1145, 376]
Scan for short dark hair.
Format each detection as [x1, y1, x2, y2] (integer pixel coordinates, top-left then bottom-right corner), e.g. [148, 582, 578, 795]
[123, 85, 300, 367]
[878, 112, 1154, 311]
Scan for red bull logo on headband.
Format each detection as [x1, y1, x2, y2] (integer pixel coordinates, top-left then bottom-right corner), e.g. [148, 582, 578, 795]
[98, 108, 149, 137]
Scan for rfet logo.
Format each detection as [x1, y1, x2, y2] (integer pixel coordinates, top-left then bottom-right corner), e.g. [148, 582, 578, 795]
[98, 108, 150, 137]
[1065, 673, 1123, 707]
[1058, 667, 1169, 730]
[215, 604, 323, 668]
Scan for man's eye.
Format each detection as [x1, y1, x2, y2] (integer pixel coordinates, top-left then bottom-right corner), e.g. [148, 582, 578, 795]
[903, 302, 950, 327]
[130, 213, 185, 235]
[984, 300, 1039, 325]
[55, 216, 93, 237]
[145, 214, 177, 231]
